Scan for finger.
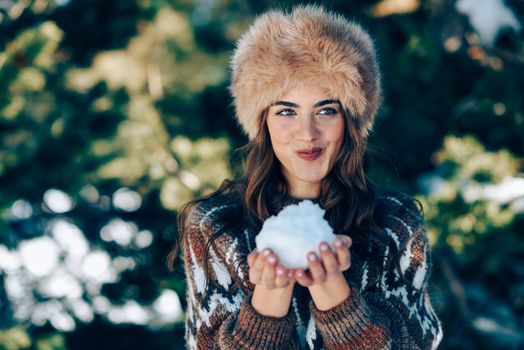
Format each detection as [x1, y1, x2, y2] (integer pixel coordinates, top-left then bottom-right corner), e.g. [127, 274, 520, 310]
[247, 251, 259, 268]
[333, 239, 351, 271]
[250, 249, 270, 284]
[335, 235, 352, 248]
[261, 253, 278, 288]
[306, 251, 326, 283]
[287, 268, 298, 281]
[319, 242, 339, 277]
[274, 265, 291, 288]
[294, 268, 314, 287]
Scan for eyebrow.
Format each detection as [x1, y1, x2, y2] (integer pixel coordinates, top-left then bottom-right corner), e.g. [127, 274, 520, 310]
[271, 99, 340, 108]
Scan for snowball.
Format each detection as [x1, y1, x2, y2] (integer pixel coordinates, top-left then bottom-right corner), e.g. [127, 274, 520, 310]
[255, 200, 336, 269]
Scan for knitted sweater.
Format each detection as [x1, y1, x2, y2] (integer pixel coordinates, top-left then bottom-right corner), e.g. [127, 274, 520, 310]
[182, 190, 443, 349]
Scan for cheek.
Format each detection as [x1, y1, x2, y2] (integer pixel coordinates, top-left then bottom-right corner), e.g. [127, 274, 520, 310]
[327, 121, 345, 143]
[267, 121, 292, 144]
[326, 123, 345, 160]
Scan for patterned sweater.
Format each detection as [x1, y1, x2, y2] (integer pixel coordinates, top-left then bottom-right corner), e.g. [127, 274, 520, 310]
[182, 190, 443, 349]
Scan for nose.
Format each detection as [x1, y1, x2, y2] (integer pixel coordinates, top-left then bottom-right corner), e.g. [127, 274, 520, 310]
[295, 114, 319, 141]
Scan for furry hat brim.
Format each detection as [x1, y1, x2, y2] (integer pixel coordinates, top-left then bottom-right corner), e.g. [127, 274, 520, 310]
[228, 4, 382, 140]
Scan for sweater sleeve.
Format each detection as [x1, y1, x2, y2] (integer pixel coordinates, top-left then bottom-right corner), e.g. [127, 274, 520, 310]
[309, 196, 443, 350]
[182, 199, 298, 350]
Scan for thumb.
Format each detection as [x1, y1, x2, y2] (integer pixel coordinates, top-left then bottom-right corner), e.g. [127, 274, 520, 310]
[247, 251, 258, 267]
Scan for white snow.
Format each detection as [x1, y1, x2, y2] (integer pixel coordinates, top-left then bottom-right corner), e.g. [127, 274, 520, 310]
[134, 230, 153, 248]
[19, 237, 60, 277]
[107, 300, 151, 325]
[256, 200, 336, 269]
[463, 177, 524, 204]
[0, 245, 21, 270]
[153, 289, 183, 323]
[99, 218, 138, 247]
[81, 250, 113, 282]
[11, 199, 33, 219]
[43, 189, 74, 213]
[456, 0, 521, 47]
[38, 267, 83, 298]
[112, 187, 142, 211]
[50, 219, 89, 258]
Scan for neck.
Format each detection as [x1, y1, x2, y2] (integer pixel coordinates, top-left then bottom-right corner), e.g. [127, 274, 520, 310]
[269, 187, 321, 214]
[288, 183, 320, 200]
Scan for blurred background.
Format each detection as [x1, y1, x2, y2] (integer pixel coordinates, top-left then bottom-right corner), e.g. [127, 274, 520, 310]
[0, 0, 523, 349]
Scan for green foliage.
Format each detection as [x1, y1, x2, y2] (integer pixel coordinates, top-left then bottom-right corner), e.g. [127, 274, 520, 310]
[34, 333, 65, 350]
[0, 327, 65, 350]
[0, 327, 31, 350]
[421, 135, 521, 258]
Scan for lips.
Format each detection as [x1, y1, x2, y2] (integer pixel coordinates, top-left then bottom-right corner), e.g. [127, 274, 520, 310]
[296, 147, 324, 160]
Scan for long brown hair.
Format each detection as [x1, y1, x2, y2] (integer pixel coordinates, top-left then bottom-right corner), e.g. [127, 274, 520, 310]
[166, 106, 403, 291]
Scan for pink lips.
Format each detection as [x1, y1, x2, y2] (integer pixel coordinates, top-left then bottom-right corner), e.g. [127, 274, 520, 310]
[296, 147, 324, 161]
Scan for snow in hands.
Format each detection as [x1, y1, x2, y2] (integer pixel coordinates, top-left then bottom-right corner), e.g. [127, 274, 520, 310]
[255, 200, 337, 269]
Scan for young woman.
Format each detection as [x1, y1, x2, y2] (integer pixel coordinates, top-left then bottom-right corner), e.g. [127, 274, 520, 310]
[167, 4, 443, 349]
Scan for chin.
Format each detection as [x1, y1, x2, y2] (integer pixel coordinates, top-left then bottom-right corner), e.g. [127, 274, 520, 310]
[297, 173, 327, 183]
[296, 166, 329, 179]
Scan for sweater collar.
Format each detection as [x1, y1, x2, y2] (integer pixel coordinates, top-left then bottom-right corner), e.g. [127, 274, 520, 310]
[269, 193, 321, 214]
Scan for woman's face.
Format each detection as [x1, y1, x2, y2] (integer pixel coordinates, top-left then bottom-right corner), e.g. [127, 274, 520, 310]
[266, 86, 345, 198]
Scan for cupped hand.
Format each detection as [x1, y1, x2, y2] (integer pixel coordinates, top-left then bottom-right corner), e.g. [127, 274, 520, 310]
[247, 248, 295, 290]
[294, 235, 352, 288]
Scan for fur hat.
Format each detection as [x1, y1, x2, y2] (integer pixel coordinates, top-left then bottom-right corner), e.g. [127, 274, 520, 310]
[228, 4, 382, 140]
